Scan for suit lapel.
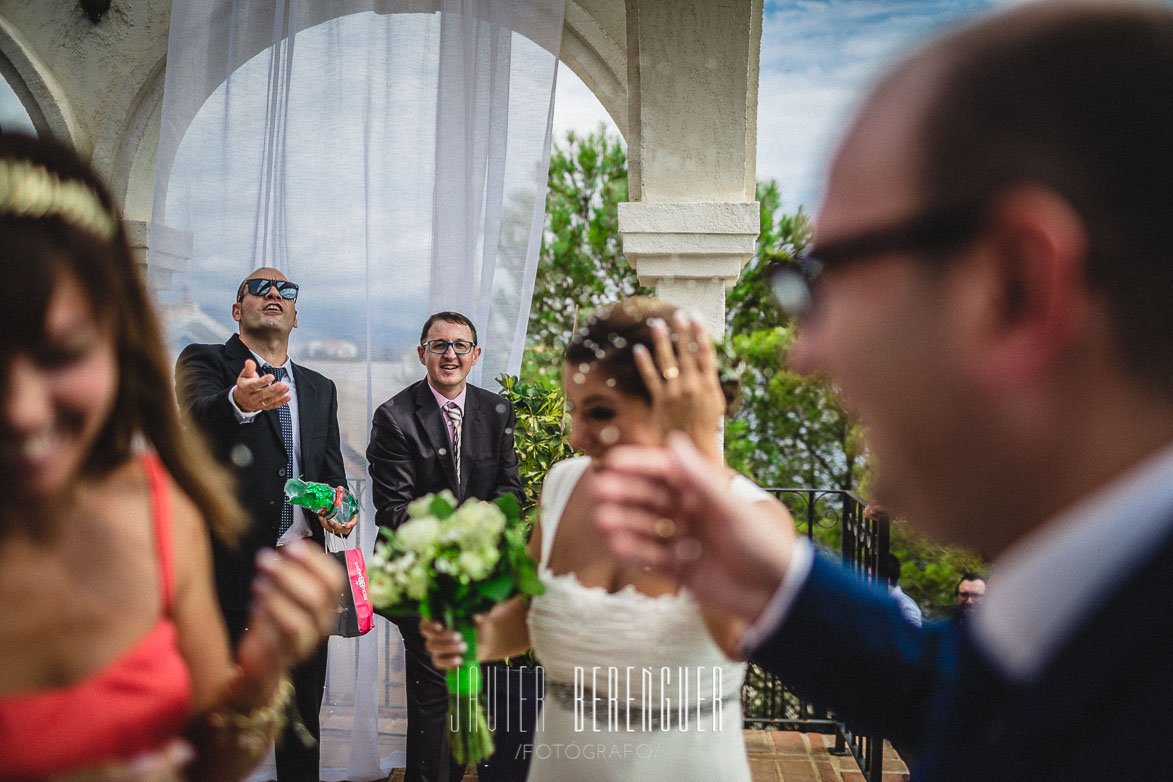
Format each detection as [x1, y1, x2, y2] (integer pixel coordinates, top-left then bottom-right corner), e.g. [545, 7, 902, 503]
[414, 382, 459, 493]
[293, 362, 316, 467]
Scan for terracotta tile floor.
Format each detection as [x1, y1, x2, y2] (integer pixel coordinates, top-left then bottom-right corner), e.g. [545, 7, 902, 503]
[745, 730, 909, 782]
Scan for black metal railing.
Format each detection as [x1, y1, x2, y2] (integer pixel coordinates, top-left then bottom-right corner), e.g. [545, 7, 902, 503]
[740, 488, 889, 782]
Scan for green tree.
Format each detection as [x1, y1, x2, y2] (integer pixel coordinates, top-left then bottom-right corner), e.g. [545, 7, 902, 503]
[890, 523, 987, 621]
[723, 180, 865, 491]
[722, 181, 984, 612]
[524, 126, 651, 382]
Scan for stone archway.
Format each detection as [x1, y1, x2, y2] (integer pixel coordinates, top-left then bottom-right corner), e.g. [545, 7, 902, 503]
[1, 0, 765, 331]
[0, 15, 82, 145]
[561, 0, 628, 138]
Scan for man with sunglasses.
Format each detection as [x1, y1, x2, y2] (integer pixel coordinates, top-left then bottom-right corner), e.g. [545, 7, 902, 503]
[591, 2, 1173, 780]
[367, 311, 523, 782]
[176, 267, 349, 782]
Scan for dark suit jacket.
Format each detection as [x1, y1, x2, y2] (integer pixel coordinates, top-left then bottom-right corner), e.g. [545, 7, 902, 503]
[751, 523, 1173, 781]
[176, 333, 348, 613]
[367, 378, 524, 530]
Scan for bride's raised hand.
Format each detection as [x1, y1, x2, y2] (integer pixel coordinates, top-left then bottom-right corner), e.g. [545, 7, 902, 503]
[633, 311, 725, 464]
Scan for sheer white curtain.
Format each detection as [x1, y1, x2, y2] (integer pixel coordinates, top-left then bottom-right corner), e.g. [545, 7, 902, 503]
[148, 2, 563, 778]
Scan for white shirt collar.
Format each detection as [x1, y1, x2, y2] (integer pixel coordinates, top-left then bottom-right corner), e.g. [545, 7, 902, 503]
[248, 349, 294, 383]
[972, 440, 1173, 681]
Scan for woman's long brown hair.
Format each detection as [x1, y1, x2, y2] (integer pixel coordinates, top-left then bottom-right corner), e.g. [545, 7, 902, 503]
[0, 132, 246, 544]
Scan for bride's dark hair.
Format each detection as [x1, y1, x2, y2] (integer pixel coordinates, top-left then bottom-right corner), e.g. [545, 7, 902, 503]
[564, 297, 741, 411]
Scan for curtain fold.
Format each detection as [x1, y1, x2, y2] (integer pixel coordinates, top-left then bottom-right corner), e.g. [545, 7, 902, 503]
[149, 2, 564, 778]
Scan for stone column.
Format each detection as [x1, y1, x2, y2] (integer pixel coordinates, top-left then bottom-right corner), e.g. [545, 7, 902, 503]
[618, 0, 762, 333]
[618, 201, 758, 336]
[124, 219, 193, 291]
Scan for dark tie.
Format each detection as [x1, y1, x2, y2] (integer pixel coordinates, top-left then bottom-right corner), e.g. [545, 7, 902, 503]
[444, 401, 462, 485]
[265, 365, 295, 537]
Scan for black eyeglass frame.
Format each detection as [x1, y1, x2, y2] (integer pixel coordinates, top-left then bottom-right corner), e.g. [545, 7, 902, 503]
[240, 278, 300, 301]
[421, 339, 477, 355]
[768, 198, 988, 317]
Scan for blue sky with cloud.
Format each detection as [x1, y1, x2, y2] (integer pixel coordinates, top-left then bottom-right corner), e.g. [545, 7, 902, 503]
[757, 0, 1004, 209]
[552, 0, 1018, 213]
[0, 1, 1119, 215]
[1, 2, 1033, 213]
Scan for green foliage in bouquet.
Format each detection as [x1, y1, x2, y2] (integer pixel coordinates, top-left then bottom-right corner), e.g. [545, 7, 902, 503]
[368, 491, 545, 763]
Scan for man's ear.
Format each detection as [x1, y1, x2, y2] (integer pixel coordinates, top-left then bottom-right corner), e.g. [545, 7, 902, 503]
[292, 308, 298, 330]
[971, 186, 1089, 391]
[470, 346, 482, 366]
[418, 345, 427, 365]
[231, 302, 242, 323]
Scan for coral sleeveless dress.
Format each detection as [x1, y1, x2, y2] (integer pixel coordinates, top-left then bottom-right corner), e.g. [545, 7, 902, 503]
[526, 456, 762, 782]
[0, 454, 194, 780]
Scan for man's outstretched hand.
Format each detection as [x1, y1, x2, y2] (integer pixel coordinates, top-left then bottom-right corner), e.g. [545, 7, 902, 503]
[232, 359, 291, 414]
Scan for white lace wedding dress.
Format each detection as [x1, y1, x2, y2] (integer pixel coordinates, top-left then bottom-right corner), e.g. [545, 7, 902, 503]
[525, 456, 761, 781]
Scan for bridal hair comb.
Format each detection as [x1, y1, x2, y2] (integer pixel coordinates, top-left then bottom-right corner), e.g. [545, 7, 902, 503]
[0, 157, 118, 240]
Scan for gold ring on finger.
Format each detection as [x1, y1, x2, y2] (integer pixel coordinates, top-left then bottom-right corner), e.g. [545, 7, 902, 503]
[662, 366, 680, 380]
[654, 518, 676, 539]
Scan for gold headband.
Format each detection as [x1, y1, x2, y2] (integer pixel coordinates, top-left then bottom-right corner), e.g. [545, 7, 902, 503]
[0, 157, 118, 240]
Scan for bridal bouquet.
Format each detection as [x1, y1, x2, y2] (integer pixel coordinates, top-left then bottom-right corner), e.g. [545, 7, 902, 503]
[369, 491, 543, 763]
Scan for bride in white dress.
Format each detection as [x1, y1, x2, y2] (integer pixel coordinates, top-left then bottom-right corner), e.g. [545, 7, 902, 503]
[421, 298, 792, 781]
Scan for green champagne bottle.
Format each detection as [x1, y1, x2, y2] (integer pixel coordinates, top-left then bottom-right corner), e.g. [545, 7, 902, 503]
[284, 478, 358, 523]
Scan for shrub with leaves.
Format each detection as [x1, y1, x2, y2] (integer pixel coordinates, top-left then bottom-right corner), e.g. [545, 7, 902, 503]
[498, 373, 577, 519]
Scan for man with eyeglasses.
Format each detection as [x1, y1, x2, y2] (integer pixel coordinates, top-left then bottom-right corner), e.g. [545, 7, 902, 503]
[590, 2, 1173, 779]
[367, 311, 523, 782]
[176, 267, 350, 782]
[953, 573, 986, 623]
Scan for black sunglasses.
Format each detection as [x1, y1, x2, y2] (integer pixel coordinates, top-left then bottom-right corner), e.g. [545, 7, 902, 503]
[769, 199, 986, 317]
[241, 278, 299, 300]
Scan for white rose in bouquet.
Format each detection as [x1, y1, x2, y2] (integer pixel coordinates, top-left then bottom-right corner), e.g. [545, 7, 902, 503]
[367, 569, 400, 607]
[443, 501, 507, 550]
[397, 517, 442, 555]
[455, 548, 499, 581]
[407, 490, 457, 522]
[402, 561, 431, 600]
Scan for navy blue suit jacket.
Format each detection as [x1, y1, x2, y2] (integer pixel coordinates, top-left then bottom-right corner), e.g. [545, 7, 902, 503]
[366, 378, 524, 531]
[751, 525, 1173, 780]
[176, 333, 348, 613]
